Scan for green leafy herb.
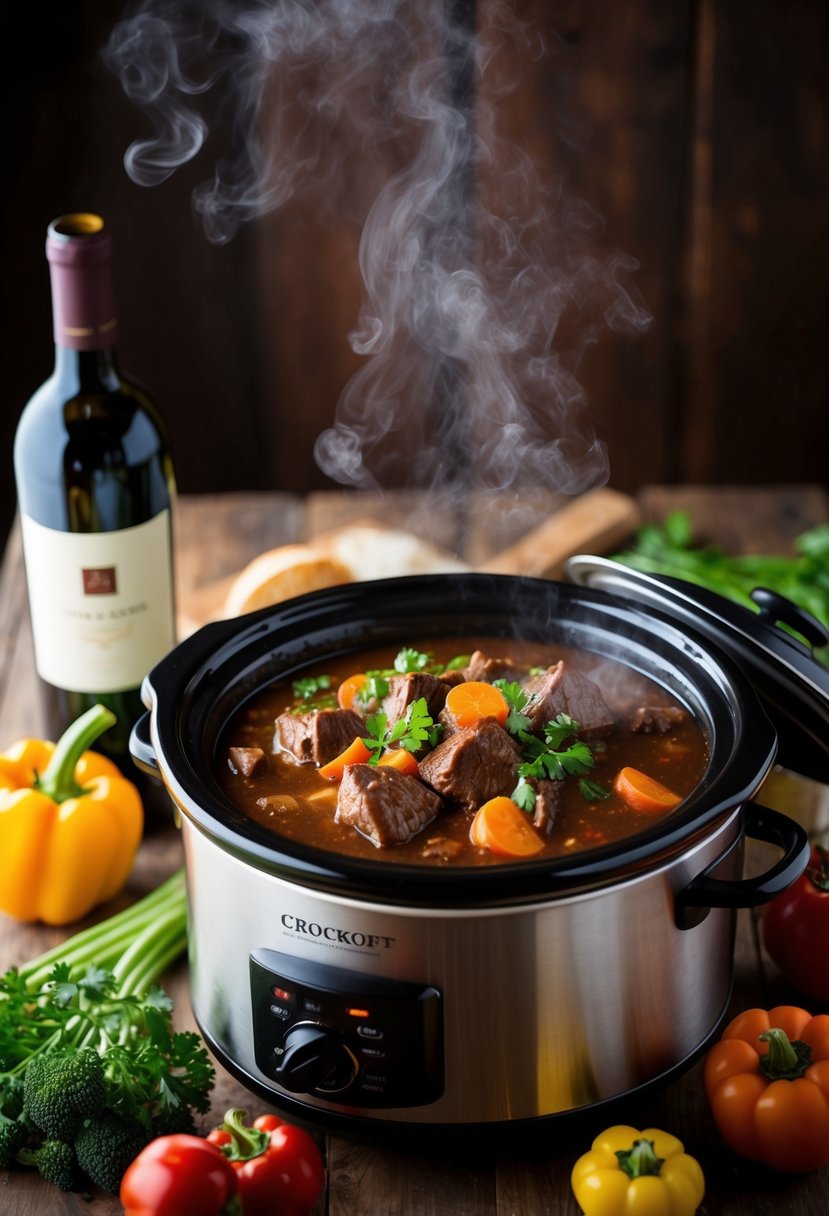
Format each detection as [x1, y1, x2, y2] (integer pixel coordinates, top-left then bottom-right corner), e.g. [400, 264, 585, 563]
[0, 871, 213, 1194]
[612, 511, 829, 666]
[516, 731, 595, 783]
[443, 654, 470, 671]
[499, 701, 609, 806]
[512, 777, 537, 813]
[492, 679, 533, 734]
[347, 647, 470, 712]
[579, 777, 612, 802]
[291, 674, 337, 711]
[394, 647, 431, 673]
[361, 697, 440, 764]
[355, 671, 391, 709]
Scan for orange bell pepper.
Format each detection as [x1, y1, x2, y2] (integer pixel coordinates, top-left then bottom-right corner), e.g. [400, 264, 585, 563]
[703, 1005, 829, 1172]
[0, 705, 143, 925]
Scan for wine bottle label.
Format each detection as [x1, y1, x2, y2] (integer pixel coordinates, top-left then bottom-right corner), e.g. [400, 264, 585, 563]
[20, 511, 175, 694]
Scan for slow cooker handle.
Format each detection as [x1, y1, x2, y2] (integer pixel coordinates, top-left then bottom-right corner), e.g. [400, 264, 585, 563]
[674, 803, 810, 930]
[129, 711, 160, 779]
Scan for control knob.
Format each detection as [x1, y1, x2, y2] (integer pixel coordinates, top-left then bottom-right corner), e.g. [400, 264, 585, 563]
[273, 1022, 358, 1095]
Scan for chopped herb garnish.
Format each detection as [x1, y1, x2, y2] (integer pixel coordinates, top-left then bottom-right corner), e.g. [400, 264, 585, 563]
[394, 647, 432, 673]
[498, 697, 609, 807]
[579, 778, 611, 802]
[361, 697, 439, 764]
[346, 647, 470, 710]
[354, 671, 391, 709]
[492, 680, 533, 734]
[291, 674, 337, 711]
[512, 777, 537, 813]
[443, 654, 470, 671]
[516, 734, 595, 783]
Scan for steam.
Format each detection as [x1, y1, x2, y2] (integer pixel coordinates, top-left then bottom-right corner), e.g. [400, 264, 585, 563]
[104, 0, 651, 495]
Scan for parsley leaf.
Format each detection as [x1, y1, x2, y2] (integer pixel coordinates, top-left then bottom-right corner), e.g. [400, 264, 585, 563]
[512, 777, 537, 813]
[361, 697, 438, 764]
[394, 647, 431, 673]
[542, 713, 582, 750]
[492, 680, 533, 734]
[443, 654, 470, 671]
[291, 674, 337, 711]
[355, 671, 391, 709]
[579, 778, 611, 802]
[508, 709, 608, 807]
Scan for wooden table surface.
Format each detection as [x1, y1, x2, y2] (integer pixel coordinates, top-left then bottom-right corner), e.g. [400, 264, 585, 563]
[2, 483, 829, 1215]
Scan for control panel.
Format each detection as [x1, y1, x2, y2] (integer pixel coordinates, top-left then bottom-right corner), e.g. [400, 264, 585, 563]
[250, 950, 443, 1108]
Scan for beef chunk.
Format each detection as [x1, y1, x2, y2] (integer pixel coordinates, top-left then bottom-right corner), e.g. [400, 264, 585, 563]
[381, 672, 453, 727]
[335, 764, 442, 847]
[227, 746, 267, 778]
[463, 649, 524, 684]
[418, 719, 521, 813]
[275, 708, 365, 765]
[531, 780, 561, 834]
[437, 668, 466, 688]
[629, 705, 687, 734]
[524, 661, 615, 740]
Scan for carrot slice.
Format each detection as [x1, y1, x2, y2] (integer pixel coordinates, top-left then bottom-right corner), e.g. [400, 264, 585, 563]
[469, 796, 545, 858]
[445, 681, 509, 729]
[614, 766, 682, 813]
[318, 736, 372, 780]
[378, 748, 419, 777]
[337, 673, 367, 711]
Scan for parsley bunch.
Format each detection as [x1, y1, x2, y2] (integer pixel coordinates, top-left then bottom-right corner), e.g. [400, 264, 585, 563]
[0, 870, 213, 1193]
[361, 696, 442, 763]
[493, 682, 609, 810]
[354, 647, 468, 711]
[612, 511, 829, 666]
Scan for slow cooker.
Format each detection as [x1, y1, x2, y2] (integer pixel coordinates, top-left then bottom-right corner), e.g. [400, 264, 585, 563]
[130, 568, 827, 1134]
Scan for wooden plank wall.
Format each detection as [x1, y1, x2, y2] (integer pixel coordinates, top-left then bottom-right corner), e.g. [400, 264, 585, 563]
[0, 0, 827, 538]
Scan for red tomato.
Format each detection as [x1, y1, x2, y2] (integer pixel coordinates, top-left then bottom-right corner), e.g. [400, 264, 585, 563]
[762, 845, 829, 1002]
[120, 1134, 241, 1216]
[209, 1109, 325, 1216]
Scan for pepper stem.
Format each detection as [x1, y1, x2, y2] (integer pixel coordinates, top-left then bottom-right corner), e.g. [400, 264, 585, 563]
[615, 1138, 664, 1179]
[218, 1108, 270, 1163]
[35, 704, 117, 803]
[759, 1027, 812, 1080]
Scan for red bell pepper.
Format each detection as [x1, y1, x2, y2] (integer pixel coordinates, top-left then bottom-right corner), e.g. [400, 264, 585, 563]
[762, 844, 829, 1002]
[120, 1133, 242, 1216]
[208, 1107, 325, 1216]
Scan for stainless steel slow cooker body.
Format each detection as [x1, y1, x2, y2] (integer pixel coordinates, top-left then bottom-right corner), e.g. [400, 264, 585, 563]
[132, 573, 808, 1133]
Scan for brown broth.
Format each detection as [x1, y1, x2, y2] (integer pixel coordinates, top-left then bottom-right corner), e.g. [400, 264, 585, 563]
[216, 637, 709, 866]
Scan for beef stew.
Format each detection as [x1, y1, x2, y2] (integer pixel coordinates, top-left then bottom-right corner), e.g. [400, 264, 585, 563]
[217, 637, 709, 866]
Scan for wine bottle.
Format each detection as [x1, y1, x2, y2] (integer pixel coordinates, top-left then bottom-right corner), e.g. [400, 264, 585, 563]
[13, 212, 176, 779]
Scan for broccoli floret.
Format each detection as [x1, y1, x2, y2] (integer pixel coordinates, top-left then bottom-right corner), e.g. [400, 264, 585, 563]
[0, 1073, 26, 1121]
[24, 1046, 105, 1140]
[0, 1115, 26, 1168]
[17, 1139, 77, 1191]
[75, 1113, 148, 1193]
[151, 1102, 197, 1136]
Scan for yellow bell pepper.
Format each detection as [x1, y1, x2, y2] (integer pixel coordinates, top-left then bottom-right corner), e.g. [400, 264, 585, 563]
[571, 1125, 705, 1216]
[0, 705, 143, 925]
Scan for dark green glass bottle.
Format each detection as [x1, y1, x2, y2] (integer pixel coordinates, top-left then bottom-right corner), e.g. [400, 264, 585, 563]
[13, 213, 176, 779]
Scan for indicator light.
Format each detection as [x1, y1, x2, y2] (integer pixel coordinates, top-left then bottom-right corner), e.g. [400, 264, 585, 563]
[271, 986, 293, 1002]
[347, 1007, 370, 1018]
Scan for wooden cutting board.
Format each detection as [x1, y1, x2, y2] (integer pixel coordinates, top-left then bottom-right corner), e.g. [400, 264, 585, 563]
[178, 486, 640, 636]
